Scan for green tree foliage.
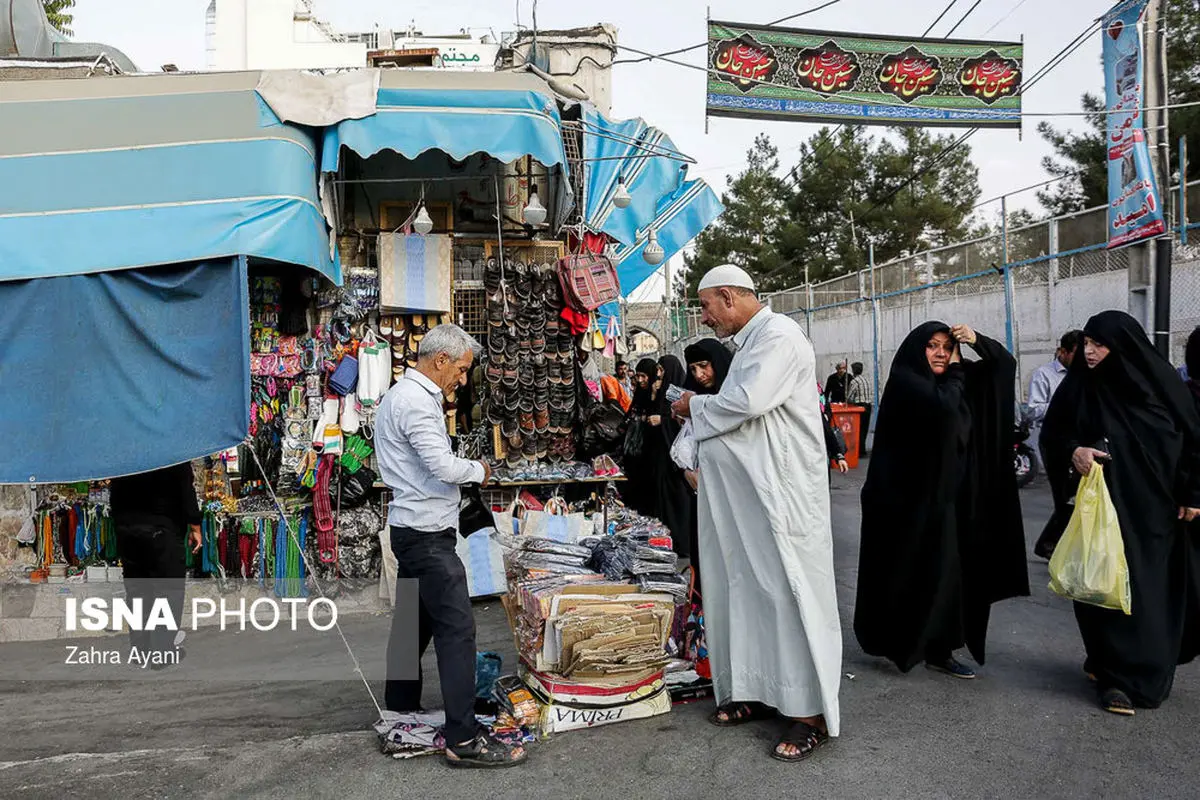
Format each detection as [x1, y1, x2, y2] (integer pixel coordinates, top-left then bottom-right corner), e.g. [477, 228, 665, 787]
[682, 134, 789, 299]
[43, 0, 75, 35]
[684, 126, 981, 294]
[1037, 0, 1200, 215]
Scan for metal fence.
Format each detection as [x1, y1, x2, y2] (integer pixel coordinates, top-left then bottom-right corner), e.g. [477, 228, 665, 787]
[671, 181, 1200, 437]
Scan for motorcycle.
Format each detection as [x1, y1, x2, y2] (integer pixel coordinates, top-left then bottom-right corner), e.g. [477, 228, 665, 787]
[1014, 404, 1038, 488]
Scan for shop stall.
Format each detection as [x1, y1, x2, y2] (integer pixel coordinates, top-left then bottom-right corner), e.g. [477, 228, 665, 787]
[0, 67, 725, 702]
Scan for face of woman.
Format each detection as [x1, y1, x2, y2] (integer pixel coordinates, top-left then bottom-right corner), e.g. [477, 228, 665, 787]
[635, 373, 650, 389]
[656, 365, 665, 379]
[925, 332, 955, 375]
[1083, 336, 1110, 369]
[690, 360, 715, 389]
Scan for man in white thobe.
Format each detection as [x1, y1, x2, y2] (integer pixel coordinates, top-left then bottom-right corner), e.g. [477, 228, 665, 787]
[671, 264, 842, 763]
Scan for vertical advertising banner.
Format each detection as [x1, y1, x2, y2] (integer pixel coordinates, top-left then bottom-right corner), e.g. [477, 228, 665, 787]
[1103, 0, 1167, 248]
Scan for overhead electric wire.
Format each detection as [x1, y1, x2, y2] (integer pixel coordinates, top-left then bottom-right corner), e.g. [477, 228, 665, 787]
[786, 0, 987, 184]
[982, 0, 1030, 35]
[860, 16, 1103, 217]
[611, 0, 846, 66]
[944, 0, 986, 37]
[921, 0, 963, 37]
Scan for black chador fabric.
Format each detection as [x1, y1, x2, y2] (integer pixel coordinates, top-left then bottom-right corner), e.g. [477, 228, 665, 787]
[1041, 311, 1200, 707]
[643, 356, 693, 557]
[855, 322, 1028, 672]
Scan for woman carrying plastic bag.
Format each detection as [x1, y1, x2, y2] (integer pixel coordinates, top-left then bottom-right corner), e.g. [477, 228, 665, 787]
[1047, 462, 1131, 614]
[1041, 311, 1200, 716]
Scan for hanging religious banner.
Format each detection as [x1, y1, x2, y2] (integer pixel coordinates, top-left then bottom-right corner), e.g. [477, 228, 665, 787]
[1102, 0, 1166, 248]
[706, 20, 1023, 129]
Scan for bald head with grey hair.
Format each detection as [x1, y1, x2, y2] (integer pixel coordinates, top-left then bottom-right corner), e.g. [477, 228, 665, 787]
[418, 324, 481, 362]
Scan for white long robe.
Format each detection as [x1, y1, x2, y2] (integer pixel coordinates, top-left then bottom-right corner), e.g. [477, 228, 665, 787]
[690, 307, 842, 735]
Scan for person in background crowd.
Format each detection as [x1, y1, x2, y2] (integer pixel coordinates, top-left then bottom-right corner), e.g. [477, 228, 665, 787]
[845, 362, 873, 458]
[856, 322, 1028, 681]
[639, 355, 693, 558]
[1041, 312, 1200, 716]
[672, 264, 841, 764]
[1030, 330, 1084, 559]
[824, 361, 851, 404]
[616, 359, 634, 400]
[623, 358, 661, 517]
[818, 384, 850, 476]
[377, 324, 525, 768]
[680, 337, 735, 496]
[672, 338, 736, 582]
[600, 374, 631, 413]
[109, 462, 203, 666]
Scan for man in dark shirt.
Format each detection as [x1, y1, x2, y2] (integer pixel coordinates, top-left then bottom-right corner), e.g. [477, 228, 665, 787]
[824, 361, 850, 404]
[109, 462, 203, 663]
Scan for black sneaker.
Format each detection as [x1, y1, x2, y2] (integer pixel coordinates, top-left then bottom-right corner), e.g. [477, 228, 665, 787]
[925, 657, 976, 679]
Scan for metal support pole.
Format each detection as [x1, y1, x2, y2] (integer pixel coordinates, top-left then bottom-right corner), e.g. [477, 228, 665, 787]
[1001, 195, 1016, 353]
[1148, 0, 1172, 357]
[869, 242, 881, 438]
[1181, 137, 1189, 245]
[804, 263, 813, 337]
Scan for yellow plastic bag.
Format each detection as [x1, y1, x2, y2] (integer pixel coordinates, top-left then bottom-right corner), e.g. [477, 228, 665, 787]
[1048, 462, 1132, 614]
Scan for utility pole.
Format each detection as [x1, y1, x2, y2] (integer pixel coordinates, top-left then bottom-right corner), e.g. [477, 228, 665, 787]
[1147, 0, 1172, 357]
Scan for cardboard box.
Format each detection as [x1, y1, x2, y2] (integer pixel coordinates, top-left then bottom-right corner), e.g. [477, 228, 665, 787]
[538, 686, 671, 735]
[522, 665, 664, 708]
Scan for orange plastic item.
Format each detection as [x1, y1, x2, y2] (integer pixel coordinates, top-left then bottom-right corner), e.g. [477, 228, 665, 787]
[830, 404, 866, 470]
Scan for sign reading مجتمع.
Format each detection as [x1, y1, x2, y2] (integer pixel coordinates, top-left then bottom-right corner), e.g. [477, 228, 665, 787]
[705, 20, 1023, 129]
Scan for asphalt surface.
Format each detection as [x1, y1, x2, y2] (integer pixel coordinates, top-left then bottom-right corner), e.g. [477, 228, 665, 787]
[3, 467, 1198, 800]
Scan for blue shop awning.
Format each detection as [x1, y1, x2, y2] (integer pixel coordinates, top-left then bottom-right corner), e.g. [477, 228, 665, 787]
[580, 106, 690, 247]
[319, 71, 568, 172]
[0, 72, 337, 284]
[0, 258, 250, 484]
[613, 180, 725, 294]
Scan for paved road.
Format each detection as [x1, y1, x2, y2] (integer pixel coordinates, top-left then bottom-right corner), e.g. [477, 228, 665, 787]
[3, 468, 1198, 799]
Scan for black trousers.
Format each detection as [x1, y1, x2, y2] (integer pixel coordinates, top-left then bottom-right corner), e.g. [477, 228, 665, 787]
[115, 521, 186, 655]
[384, 526, 478, 745]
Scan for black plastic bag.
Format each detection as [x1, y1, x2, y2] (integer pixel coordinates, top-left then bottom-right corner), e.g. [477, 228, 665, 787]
[331, 465, 378, 510]
[624, 418, 646, 459]
[579, 401, 628, 458]
[459, 483, 495, 537]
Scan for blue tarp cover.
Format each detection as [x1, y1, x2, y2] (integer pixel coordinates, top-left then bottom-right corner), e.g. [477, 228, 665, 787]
[0, 258, 250, 484]
[0, 74, 337, 284]
[321, 87, 567, 172]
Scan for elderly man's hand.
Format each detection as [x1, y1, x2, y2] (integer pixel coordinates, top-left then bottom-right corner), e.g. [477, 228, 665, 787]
[478, 461, 492, 487]
[671, 391, 695, 420]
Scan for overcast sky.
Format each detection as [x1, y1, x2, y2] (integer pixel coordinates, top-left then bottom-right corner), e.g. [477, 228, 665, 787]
[70, 0, 1114, 297]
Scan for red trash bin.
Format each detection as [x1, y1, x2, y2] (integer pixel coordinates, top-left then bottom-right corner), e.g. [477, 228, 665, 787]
[829, 404, 866, 470]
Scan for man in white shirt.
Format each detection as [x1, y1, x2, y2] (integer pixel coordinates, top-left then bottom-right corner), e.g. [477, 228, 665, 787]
[378, 324, 526, 768]
[1027, 330, 1082, 462]
[1030, 329, 1082, 560]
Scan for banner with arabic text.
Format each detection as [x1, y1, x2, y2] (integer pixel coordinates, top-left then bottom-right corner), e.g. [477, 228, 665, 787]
[706, 21, 1022, 128]
[1103, 0, 1166, 248]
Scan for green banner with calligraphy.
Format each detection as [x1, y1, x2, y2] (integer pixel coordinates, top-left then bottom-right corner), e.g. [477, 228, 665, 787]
[706, 21, 1023, 128]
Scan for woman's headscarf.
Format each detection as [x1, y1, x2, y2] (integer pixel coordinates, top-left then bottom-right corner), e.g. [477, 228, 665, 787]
[684, 338, 734, 395]
[631, 358, 659, 413]
[1047, 311, 1200, 442]
[600, 375, 631, 413]
[656, 355, 688, 441]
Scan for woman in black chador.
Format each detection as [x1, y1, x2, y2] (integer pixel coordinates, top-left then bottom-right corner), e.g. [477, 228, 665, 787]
[855, 322, 1028, 679]
[1041, 311, 1200, 715]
